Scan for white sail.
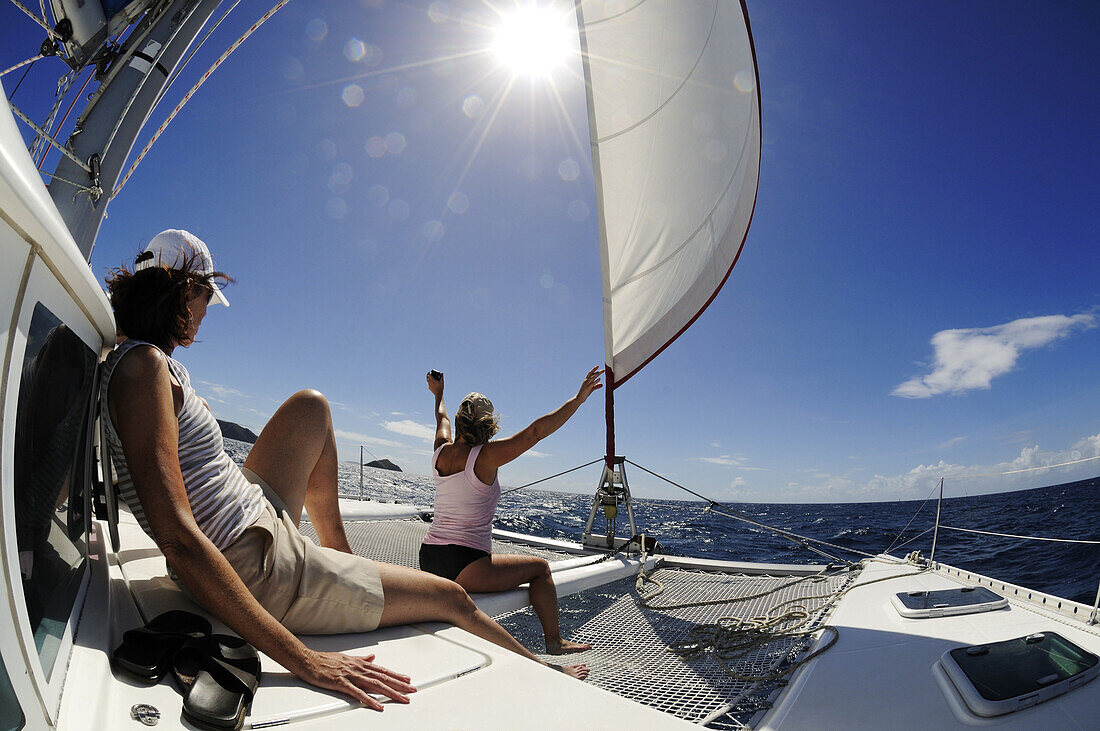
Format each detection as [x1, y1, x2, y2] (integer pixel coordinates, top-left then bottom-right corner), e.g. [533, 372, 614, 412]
[577, 0, 761, 385]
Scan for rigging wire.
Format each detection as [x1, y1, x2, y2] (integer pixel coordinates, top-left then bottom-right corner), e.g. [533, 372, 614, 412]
[37, 70, 95, 169]
[6, 59, 34, 98]
[943, 452, 1100, 480]
[154, 0, 246, 110]
[936, 525, 1100, 545]
[625, 459, 875, 562]
[501, 458, 603, 496]
[882, 480, 941, 556]
[30, 68, 78, 161]
[112, 0, 298, 199]
[8, 101, 91, 172]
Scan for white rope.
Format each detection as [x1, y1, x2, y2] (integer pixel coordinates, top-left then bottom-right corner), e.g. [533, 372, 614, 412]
[643, 557, 931, 683]
[948, 453, 1100, 480]
[0, 54, 44, 78]
[158, 0, 247, 105]
[938, 525, 1100, 545]
[8, 101, 91, 172]
[41, 170, 101, 196]
[111, 0, 298, 199]
[9, 0, 55, 35]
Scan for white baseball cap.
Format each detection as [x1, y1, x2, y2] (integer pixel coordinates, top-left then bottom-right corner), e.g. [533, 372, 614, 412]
[135, 229, 229, 306]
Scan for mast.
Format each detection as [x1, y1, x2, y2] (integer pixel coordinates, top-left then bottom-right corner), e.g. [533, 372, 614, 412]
[48, 0, 223, 259]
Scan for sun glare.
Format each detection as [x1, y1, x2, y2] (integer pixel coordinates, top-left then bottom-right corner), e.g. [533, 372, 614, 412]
[491, 6, 575, 78]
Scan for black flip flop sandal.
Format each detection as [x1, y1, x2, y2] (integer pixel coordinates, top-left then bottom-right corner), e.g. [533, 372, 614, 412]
[111, 610, 212, 683]
[172, 635, 261, 731]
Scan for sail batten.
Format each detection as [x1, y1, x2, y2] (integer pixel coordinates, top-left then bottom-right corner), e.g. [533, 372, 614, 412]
[578, 0, 761, 388]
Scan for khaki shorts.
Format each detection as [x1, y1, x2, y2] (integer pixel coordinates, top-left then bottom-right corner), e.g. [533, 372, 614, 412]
[218, 467, 385, 634]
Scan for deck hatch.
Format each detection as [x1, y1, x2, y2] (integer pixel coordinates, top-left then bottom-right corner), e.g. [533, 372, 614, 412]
[891, 586, 1007, 618]
[941, 631, 1098, 717]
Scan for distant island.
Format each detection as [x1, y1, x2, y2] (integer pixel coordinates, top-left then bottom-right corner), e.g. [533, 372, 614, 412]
[365, 459, 402, 472]
[217, 419, 259, 444]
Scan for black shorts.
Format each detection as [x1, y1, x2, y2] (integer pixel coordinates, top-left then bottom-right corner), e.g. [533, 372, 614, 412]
[419, 543, 489, 581]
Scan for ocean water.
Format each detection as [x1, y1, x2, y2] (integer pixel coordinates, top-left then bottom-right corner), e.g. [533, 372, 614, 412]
[224, 440, 1100, 605]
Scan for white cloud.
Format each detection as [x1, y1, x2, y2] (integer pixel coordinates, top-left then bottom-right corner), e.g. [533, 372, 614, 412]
[333, 429, 404, 449]
[893, 314, 1095, 398]
[774, 431, 1100, 503]
[517, 449, 550, 459]
[383, 419, 436, 442]
[934, 436, 968, 450]
[731, 476, 746, 488]
[196, 380, 249, 401]
[699, 454, 769, 471]
[701, 455, 743, 466]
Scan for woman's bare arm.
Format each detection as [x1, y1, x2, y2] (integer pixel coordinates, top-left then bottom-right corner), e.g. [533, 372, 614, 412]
[427, 371, 451, 450]
[109, 348, 414, 710]
[481, 367, 602, 470]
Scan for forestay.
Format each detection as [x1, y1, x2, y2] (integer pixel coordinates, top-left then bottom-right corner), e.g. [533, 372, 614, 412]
[577, 0, 761, 386]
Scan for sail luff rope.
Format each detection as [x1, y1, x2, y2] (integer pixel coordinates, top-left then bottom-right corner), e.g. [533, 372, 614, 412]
[500, 458, 603, 496]
[111, 0, 297, 199]
[8, 101, 91, 172]
[936, 525, 1100, 545]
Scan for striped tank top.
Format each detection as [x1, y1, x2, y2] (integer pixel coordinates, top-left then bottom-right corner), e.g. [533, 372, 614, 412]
[101, 339, 265, 550]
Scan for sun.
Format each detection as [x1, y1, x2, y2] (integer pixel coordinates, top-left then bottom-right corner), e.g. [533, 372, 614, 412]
[490, 5, 576, 78]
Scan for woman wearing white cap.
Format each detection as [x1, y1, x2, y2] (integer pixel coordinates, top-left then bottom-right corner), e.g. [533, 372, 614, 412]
[101, 230, 589, 710]
[422, 368, 603, 663]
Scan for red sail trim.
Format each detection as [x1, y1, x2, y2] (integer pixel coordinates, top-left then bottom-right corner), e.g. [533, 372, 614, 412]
[604, 367, 616, 466]
[610, 0, 762, 392]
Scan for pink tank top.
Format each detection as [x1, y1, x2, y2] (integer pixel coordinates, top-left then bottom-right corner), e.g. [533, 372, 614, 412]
[423, 444, 501, 553]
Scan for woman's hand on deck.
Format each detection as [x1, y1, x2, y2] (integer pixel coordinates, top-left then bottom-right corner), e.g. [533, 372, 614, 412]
[575, 367, 604, 403]
[296, 649, 416, 711]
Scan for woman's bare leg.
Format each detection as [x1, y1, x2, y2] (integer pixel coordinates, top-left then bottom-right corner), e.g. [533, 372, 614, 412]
[243, 389, 351, 552]
[376, 562, 589, 680]
[455, 555, 590, 654]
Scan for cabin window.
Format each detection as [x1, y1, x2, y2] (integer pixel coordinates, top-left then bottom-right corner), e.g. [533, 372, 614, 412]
[0, 658, 25, 730]
[12, 303, 96, 679]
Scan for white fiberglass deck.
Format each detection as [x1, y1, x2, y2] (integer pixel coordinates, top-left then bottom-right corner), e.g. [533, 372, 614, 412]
[761, 557, 1100, 729]
[67, 508, 685, 729]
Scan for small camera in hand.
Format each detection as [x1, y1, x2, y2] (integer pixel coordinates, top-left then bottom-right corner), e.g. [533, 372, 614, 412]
[428, 370, 443, 381]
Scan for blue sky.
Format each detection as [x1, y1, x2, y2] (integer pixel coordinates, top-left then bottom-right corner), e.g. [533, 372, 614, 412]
[4, 1, 1098, 502]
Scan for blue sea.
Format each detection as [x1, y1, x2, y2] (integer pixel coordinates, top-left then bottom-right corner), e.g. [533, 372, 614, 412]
[225, 440, 1100, 605]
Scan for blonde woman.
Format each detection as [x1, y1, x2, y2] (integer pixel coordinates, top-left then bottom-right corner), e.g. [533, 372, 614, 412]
[422, 368, 602, 667]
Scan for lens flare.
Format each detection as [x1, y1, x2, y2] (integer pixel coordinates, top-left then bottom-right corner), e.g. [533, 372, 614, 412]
[491, 6, 574, 78]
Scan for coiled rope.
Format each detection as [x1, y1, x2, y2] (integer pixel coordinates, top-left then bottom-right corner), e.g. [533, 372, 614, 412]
[634, 549, 930, 684]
